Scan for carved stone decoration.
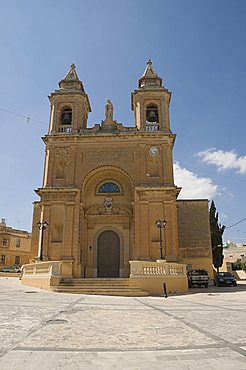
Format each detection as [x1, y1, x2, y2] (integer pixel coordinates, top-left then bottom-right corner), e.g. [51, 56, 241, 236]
[104, 197, 114, 213]
[55, 148, 70, 179]
[85, 151, 133, 164]
[85, 203, 125, 216]
[149, 146, 159, 157]
[147, 148, 160, 177]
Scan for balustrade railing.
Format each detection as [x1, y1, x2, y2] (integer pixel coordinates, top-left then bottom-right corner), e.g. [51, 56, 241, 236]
[57, 125, 72, 133]
[130, 260, 186, 277]
[145, 123, 160, 131]
[23, 261, 61, 277]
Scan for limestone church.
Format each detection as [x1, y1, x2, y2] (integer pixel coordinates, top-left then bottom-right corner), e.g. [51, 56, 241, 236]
[30, 61, 213, 280]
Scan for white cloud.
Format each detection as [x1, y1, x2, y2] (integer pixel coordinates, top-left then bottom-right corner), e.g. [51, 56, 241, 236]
[220, 212, 228, 221]
[197, 148, 246, 174]
[173, 162, 218, 199]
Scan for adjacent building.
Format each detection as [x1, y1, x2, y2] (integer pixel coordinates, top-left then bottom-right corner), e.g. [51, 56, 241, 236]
[0, 218, 31, 268]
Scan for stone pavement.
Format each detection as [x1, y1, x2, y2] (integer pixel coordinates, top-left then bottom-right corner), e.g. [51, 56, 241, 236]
[0, 278, 245, 369]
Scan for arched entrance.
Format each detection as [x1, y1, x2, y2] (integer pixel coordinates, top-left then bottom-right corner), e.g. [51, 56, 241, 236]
[97, 231, 120, 278]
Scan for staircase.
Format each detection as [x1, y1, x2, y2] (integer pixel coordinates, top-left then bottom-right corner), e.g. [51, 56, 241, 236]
[52, 278, 149, 297]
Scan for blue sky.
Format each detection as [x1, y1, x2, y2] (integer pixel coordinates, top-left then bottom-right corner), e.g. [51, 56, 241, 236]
[0, 0, 246, 243]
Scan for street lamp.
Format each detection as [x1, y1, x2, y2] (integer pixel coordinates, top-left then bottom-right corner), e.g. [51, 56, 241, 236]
[37, 221, 48, 261]
[155, 219, 167, 260]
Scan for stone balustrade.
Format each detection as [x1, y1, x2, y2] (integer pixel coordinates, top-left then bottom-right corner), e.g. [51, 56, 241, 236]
[130, 260, 187, 278]
[23, 261, 61, 277]
[129, 260, 188, 294]
[21, 261, 62, 290]
[57, 125, 72, 133]
[21, 260, 188, 295]
[145, 123, 160, 131]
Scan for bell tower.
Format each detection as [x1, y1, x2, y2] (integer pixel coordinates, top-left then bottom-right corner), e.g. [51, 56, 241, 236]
[131, 60, 171, 132]
[48, 64, 91, 134]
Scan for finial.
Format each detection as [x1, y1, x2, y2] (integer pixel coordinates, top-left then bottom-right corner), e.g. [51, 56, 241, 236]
[70, 63, 76, 70]
[147, 59, 152, 65]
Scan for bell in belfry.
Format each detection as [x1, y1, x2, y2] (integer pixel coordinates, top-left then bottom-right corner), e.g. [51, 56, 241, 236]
[61, 109, 72, 124]
[147, 109, 157, 122]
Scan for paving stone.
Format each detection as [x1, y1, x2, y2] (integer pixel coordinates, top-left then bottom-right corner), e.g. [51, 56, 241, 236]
[0, 278, 245, 369]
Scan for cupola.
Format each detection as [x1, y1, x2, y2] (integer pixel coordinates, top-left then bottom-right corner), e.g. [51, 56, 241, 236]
[138, 60, 163, 89]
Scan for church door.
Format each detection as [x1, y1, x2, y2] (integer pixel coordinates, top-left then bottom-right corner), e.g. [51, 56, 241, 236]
[97, 231, 120, 278]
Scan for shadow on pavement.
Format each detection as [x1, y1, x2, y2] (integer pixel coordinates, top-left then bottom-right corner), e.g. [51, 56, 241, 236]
[172, 281, 246, 297]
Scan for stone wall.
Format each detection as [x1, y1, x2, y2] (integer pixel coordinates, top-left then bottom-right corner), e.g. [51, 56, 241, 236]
[177, 200, 213, 277]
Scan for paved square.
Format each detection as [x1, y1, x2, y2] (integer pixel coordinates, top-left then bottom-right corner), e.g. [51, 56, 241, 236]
[0, 278, 245, 369]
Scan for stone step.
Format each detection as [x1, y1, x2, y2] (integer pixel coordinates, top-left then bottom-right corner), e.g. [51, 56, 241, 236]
[52, 286, 149, 297]
[57, 285, 145, 291]
[64, 278, 132, 282]
[53, 278, 149, 296]
[71, 278, 131, 284]
[62, 285, 141, 290]
[59, 279, 135, 287]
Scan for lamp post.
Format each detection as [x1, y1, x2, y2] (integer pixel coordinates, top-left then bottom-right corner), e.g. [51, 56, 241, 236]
[37, 221, 48, 261]
[155, 219, 167, 260]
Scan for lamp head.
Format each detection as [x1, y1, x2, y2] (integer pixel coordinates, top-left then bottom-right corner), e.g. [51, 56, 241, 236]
[155, 219, 167, 228]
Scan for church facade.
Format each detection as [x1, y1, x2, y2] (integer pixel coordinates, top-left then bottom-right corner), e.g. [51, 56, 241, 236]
[30, 61, 213, 279]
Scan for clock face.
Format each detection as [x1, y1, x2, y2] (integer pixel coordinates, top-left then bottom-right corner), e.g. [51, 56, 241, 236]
[149, 146, 159, 156]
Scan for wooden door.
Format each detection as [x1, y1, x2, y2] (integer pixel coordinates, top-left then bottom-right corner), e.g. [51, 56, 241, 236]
[97, 231, 120, 278]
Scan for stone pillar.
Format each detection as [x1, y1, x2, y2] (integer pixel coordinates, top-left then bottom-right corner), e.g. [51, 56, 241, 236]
[139, 200, 150, 259]
[62, 202, 74, 258]
[139, 144, 147, 185]
[133, 191, 141, 259]
[67, 147, 76, 187]
[45, 148, 55, 187]
[163, 200, 179, 261]
[72, 194, 81, 277]
[122, 225, 130, 277]
[162, 143, 174, 186]
[49, 104, 55, 133]
[42, 203, 51, 260]
[52, 102, 59, 133]
[86, 220, 94, 278]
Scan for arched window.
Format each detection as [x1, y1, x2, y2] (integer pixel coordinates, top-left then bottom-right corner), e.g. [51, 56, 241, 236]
[61, 108, 72, 125]
[146, 104, 159, 123]
[98, 182, 120, 193]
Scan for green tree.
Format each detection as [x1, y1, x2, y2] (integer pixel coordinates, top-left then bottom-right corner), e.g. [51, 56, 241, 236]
[209, 200, 225, 273]
[232, 259, 242, 271]
[232, 260, 246, 271]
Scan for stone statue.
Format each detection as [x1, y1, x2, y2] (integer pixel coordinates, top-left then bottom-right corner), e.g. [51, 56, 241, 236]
[105, 99, 113, 120]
